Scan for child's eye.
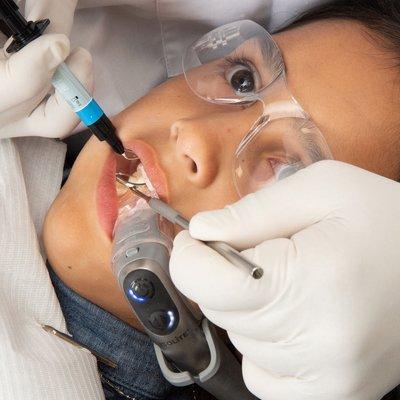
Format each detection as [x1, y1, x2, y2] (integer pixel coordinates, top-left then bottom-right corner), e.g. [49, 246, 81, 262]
[224, 57, 261, 96]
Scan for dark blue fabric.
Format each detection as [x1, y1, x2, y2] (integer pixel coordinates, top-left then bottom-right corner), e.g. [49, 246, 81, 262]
[49, 266, 400, 400]
[48, 267, 206, 400]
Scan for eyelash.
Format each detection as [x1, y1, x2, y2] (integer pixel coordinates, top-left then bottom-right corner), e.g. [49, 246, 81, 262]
[224, 56, 254, 70]
[222, 56, 259, 84]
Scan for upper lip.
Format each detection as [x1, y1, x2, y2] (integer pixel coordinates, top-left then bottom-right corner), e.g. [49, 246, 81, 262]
[96, 139, 169, 238]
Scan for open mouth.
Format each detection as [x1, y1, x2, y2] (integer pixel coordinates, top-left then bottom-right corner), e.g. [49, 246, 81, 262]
[116, 159, 157, 205]
[96, 140, 168, 239]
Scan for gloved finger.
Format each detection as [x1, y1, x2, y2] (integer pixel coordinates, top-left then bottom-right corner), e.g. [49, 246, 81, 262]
[170, 230, 267, 311]
[242, 357, 304, 400]
[25, 0, 78, 36]
[2, 47, 93, 138]
[201, 303, 292, 343]
[189, 160, 349, 250]
[0, 34, 70, 111]
[62, 46, 94, 94]
[171, 231, 294, 311]
[199, 238, 296, 338]
[228, 332, 302, 377]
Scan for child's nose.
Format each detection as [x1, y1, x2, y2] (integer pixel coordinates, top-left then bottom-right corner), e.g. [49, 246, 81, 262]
[170, 117, 221, 188]
[170, 105, 262, 188]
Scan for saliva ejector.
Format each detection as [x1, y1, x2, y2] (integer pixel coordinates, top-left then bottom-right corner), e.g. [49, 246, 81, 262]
[0, 0, 135, 159]
[111, 193, 258, 400]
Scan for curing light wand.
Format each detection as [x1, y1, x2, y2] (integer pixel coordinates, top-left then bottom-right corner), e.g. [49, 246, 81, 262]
[0, 0, 128, 157]
[116, 175, 264, 279]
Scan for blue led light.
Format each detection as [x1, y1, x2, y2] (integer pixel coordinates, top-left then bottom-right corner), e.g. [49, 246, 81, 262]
[128, 288, 147, 303]
[167, 311, 175, 330]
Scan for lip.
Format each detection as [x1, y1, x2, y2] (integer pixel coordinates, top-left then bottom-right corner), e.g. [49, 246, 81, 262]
[96, 140, 169, 239]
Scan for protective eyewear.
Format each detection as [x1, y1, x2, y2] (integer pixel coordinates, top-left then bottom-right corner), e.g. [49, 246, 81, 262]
[182, 20, 332, 197]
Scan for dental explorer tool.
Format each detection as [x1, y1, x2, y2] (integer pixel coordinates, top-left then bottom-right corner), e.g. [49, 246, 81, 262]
[0, 0, 131, 158]
[116, 175, 264, 279]
[41, 325, 118, 369]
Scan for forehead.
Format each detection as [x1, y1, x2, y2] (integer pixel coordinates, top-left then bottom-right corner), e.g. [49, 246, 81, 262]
[272, 20, 399, 160]
[273, 19, 395, 120]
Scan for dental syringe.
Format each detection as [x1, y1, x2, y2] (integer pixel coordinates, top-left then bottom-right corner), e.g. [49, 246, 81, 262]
[0, 0, 130, 157]
[116, 174, 264, 280]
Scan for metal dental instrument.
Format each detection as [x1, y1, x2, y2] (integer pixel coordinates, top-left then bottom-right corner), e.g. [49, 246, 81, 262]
[0, 0, 133, 159]
[116, 172, 147, 187]
[122, 148, 140, 161]
[116, 174, 264, 279]
[41, 325, 118, 369]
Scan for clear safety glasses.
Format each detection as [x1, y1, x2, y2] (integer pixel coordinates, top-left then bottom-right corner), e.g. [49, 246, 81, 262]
[182, 20, 332, 197]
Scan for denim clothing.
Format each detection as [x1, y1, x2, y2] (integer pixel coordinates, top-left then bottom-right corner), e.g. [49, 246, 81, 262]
[48, 266, 212, 400]
[48, 266, 400, 400]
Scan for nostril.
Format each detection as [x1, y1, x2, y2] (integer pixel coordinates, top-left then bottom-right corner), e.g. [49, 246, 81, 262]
[185, 155, 198, 174]
[172, 119, 218, 187]
[191, 161, 198, 174]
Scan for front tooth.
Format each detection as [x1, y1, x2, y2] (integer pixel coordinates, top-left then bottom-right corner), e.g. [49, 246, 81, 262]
[129, 163, 146, 185]
[137, 164, 156, 193]
[128, 163, 156, 195]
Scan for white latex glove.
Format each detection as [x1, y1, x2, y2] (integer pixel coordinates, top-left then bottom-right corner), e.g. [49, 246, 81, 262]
[0, 0, 93, 139]
[170, 160, 400, 400]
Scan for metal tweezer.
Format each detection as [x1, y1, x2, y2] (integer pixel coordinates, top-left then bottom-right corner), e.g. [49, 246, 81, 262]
[116, 173, 264, 279]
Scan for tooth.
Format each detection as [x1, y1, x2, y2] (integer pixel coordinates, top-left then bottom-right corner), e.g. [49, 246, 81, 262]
[127, 163, 157, 196]
[137, 164, 156, 193]
[128, 164, 146, 185]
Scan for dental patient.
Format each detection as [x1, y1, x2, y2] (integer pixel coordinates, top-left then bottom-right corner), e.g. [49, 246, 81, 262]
[43, 1, 400, 399]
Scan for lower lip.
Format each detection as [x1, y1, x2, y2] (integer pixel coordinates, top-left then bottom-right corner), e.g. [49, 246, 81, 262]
[96, 140, 169, 238]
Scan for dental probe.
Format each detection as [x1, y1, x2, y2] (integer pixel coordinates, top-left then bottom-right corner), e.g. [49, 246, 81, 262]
[0, 0, 131, 158]
[116, 175, 264, 279]
[41, 325, 118, 369]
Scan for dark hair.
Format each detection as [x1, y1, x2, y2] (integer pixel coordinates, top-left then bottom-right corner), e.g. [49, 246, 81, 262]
[291, 0, 400, 66]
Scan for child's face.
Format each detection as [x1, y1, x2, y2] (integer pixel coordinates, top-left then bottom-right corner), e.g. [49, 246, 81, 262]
[44, 19, 400, 325]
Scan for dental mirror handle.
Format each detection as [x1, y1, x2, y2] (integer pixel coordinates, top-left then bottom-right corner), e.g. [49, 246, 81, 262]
[205, 241, 264, 279]
[148, 198, 264, 279]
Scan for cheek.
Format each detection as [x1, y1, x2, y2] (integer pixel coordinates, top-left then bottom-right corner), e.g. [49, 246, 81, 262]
[170, 171, 239, 224]
[43, 137, 113, 275]
[44, 184, 110, 261]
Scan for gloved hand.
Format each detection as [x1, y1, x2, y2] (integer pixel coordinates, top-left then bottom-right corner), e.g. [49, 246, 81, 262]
[170, 160, 400, 400]
[0, 0, 93, 139]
